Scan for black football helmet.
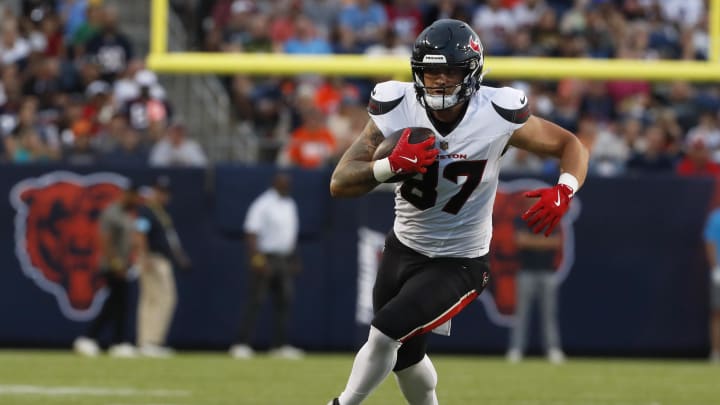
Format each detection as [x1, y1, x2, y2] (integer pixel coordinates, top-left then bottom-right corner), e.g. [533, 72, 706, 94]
[411, 19, 484, 111]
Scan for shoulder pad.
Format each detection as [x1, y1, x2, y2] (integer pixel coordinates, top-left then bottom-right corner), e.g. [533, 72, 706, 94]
[368, 81, 407, 116]
[490, 86, 530, 125]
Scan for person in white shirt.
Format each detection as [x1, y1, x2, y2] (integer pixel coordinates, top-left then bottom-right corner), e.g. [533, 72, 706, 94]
[149, 121, 208, 167]
[229, 172, 304, 360]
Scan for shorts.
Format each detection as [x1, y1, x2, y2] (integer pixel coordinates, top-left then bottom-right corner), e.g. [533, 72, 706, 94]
[371, 231, 490, 370]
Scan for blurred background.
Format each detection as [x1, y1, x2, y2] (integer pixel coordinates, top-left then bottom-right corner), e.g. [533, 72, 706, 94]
[0, 0, 719, 361]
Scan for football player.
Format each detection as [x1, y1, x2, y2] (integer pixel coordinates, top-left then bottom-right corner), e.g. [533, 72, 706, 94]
[327, 19, 588, 405]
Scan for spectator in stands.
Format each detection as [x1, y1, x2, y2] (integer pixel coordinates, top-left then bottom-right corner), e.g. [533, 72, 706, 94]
[73, 184, 141, 358]
[283, 15, 332, 55]
[625, 125, 675, 173]
[576, 116, 628, 177]
[103, 124, 149, 166]
[501, 148, 545, 174]
[149, 121, 208, 167]
[230, 172, 304, 360]
[4, 96, 60, 162]
[703, 203, 720, 364]
[327, 96, 367, 159]
[82, 80, 114, 135]
[302, 0, 340, 41]
[239, 13, 272, 53]
[6, 126, 52, 163]
[281, 100, 337, 169]
[686, 111, 720, 160]
[422, 0, 471, 28]
[0, 17, 31, 67]
[676, 135, 720, 177]
[134, 176, 192, 357]
[122, 69, 169, 133]
[69, 3, 102, 59]
[63, 118, 98, 165]
[220, 0, 259, 52]
[472, 0, 516, 55]
[22, 57, 64, 111]
[506, 198, 565, 364]
[364, 26, 412, 57]
[85, 5, 133, 82]
[385, 0, 423, 48]
[59, 0, 90, 42]
[337, 0, 387, 53]
[512, 0, 548, 28]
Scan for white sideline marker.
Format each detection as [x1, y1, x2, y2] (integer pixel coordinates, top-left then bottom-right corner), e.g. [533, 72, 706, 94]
[0, 384, 190, 397]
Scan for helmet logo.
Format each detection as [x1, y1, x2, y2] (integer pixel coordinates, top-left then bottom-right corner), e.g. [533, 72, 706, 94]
[422, 55, 447, 64]
[468, 36, 481, 54]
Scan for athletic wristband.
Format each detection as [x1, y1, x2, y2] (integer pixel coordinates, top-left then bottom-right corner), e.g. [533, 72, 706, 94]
[373, 158, 394, 183]
[558, 173, 579, 196]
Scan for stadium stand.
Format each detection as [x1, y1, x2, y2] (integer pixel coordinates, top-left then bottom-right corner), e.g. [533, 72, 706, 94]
[1, 0, 718, 176]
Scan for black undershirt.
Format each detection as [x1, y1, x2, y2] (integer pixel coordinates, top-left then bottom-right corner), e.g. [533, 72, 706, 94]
[425, 101, 469, 136]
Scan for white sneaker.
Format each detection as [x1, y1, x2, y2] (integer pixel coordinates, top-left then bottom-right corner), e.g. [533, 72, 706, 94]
[548, 348, 566, 364]
[73, 337, 100, 357]
[268, 345, 304, 359]
[108, 343, 137, 358]
[710, 351, 720, 364]
[229, 344, 254, 359]
[506, 349, 522, 364]
[139, 344, 174, 358]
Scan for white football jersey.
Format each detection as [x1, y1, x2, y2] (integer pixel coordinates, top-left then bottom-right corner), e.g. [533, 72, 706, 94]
[369, 81, 529, 258]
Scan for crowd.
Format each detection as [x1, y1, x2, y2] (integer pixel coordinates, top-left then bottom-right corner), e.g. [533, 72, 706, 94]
[190, 0, 719, 176]
[2, 0, 720, 177]
[0, 0, 207, 167]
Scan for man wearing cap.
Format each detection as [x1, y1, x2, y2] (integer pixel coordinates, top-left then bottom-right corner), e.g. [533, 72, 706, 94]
[133, 176, 191, 357]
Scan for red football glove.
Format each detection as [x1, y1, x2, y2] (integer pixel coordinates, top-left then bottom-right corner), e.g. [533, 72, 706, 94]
[388, 128, 438, 175]
[521, 184, 574, 236]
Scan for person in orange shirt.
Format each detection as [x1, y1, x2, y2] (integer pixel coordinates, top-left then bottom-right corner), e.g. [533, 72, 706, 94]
[285, 103, 337, 169]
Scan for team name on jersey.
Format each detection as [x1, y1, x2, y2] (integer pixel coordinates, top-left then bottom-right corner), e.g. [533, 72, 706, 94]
[437, 153, 468, 160]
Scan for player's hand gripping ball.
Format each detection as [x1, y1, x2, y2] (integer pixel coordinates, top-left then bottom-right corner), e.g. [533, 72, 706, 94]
[372, 127, 438, 183]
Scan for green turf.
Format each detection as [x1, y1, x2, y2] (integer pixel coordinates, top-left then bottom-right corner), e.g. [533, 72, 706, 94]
[0, 350, 718, 405]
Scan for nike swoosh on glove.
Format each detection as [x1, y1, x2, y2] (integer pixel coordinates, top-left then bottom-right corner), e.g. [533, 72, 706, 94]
[521, 184, 574, 236]
[388, 128, 438, 175]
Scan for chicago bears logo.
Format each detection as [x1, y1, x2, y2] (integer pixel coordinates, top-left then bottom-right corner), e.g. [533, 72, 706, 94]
[478, 179, 580, 327]
[10, 171, 129, 320]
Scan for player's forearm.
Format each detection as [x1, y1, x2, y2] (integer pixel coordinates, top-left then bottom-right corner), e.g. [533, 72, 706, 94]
[330, 161, 380, 197]
[558, 135, 589, 190]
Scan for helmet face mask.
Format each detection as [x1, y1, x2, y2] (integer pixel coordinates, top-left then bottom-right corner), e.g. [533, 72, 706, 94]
[411, 19, 484, 111]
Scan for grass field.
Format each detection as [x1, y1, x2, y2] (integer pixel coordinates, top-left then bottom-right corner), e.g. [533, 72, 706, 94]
[0, 350, 718, 405]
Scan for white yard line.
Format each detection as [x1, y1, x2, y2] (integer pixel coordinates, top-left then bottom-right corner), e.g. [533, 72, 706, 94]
[0, 384, 189, 397]
[105, 403, 183, 405]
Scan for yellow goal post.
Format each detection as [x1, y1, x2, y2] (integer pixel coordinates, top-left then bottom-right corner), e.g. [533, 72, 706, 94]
[147, 0, 720, 82]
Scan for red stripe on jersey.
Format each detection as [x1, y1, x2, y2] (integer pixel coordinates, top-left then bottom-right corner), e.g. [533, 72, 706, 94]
[398, 290, 479, 343]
